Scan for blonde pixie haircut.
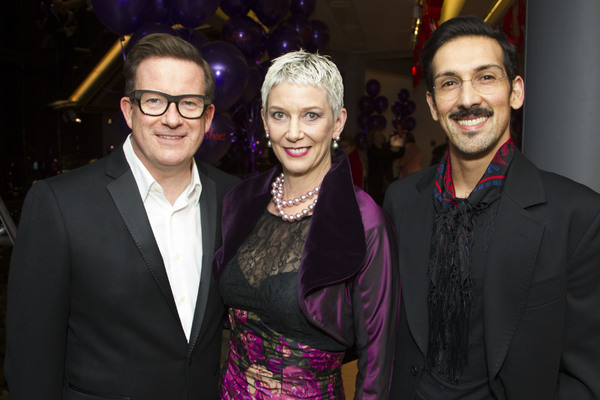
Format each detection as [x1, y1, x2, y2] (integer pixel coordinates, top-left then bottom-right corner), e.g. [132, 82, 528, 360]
[261, 50, 344, 119]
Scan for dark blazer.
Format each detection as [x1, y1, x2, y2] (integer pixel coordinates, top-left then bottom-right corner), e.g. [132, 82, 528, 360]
[5, 147, 239, 400]
[384, 150, 600, 399]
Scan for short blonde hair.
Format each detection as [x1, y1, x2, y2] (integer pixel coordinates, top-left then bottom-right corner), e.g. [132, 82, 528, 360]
[261, 50, 344, 119]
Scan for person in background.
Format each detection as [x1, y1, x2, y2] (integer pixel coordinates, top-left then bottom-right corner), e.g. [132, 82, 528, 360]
[5, 33, 239, 399]
[384, 16, 600, 399]
[340, 135, 364, 188]
[392, 132, 423, 179]
[366, 128, 405, 204]
[213, 50, 399, 399]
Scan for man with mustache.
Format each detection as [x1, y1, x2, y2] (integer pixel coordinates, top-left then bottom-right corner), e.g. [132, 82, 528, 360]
[384, 16, 600, 399]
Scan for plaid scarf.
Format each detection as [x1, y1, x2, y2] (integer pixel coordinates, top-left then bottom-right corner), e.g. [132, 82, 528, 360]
[426, 139, 516, 383]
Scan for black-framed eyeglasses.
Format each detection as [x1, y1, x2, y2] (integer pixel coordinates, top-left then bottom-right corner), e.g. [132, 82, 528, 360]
[432, 66, 507, 101]
[132, 90, 211, 119]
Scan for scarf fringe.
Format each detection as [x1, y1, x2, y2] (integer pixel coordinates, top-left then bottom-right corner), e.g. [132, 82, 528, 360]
[426, 202, 473, 383]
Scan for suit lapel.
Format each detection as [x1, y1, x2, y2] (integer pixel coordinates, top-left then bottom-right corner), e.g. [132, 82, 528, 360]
[188, 169, 217, 354]
[483, 152, 546, 377]
[105, 149, 180, 319]
[399, 172, 436, 355]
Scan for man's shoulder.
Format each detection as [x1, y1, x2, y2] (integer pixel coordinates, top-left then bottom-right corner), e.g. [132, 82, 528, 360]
[387, 165, 436, 195]
[383, 165, 436, 214]
[538, 170, 600, 218]
[42, 156, 110, 189]
[513, 153, 600, 207]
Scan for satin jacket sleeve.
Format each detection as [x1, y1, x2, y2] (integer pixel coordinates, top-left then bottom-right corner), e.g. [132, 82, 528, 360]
[351, 190, 399, 399]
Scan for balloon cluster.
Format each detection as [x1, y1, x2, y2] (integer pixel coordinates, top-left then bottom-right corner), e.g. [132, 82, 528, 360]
[90, 0, 331, 168]
[391, 89, 416, 134]
[90, 0, 219, 37]
[355, 79, 388, 148]
[216, 0, 331, 171]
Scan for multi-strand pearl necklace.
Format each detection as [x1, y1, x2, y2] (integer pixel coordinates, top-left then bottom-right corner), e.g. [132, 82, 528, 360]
[271, 173, 319, 222]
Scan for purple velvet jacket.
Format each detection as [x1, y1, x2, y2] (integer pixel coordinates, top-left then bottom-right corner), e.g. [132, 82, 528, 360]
[213, 152, 399, 399]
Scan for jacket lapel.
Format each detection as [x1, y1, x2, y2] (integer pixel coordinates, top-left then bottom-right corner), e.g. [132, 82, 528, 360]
[399, 169, 436, 355]
[213, 153, 368, 294]
[188, 168, 217, 354]
[483, 151, 546, 377]
[105, 149, 180, 319]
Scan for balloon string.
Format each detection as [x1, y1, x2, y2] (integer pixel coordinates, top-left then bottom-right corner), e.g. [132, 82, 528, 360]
[120, 36, 127, 60]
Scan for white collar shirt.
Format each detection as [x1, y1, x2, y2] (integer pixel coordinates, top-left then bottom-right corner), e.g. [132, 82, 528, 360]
[123, 135, 203, 342]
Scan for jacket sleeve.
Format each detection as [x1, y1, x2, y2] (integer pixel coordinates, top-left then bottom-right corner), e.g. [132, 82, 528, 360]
[351, 208, 400, 400]
[558, 207, 600, 399]
[5, 180, 70, 399]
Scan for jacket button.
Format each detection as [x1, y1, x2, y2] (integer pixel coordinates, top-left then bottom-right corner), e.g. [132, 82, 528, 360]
[411, 365, 419, 376]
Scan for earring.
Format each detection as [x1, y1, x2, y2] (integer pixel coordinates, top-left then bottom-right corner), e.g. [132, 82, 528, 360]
[332, 137, 340, 150]
[265, 133, 272, 148]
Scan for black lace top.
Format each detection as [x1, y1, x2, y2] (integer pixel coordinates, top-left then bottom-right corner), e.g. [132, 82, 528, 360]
[220, 210, 345, 352]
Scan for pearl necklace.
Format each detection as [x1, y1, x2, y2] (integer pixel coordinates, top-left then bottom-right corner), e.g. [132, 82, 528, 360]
[271, 173, 319, 222]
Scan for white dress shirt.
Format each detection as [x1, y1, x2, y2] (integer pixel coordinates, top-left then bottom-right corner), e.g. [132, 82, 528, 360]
[123, 135, 203, 342]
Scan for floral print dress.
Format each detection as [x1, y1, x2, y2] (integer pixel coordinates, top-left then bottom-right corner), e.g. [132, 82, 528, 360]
[219, 212, 347, 399]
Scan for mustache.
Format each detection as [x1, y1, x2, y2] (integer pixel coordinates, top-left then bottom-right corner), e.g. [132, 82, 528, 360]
[450, 107, 493, 119]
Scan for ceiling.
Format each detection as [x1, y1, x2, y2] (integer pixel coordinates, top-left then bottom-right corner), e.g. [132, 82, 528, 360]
[313, 0, 510, 70]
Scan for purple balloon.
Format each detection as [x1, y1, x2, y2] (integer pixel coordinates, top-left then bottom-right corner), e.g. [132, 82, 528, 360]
[90, 0, 151, 35]
[290, 0, 316, 16]
[283, 14, 312, 48]
[374, 95, 389, 114]
[404, 100, 416, 115]
[240, 65, 262, 104]
[357, 112, 370, 130]
[370, 114, 387, 130]
[148, 0, 173, 25]
[358, 95, 375, 114]
[200, 41, 249, 111]
[184, 29, 210, 52]
[401, 116, 416, 132]
[267, 25, 302, 59]
[398, 88, 410, 102]
[258, 60, 271, 82]
[220, 0, 251, 16]
[126, 23, 179, 52]
[252, 0, 291, 27]
[307, 20, 329, 52]
[166, 0, 220, 28]
[365, 79, 381, 97]
[355, 131, 368, 149]
[196, 114, 236, 164]
[391, 101, 402, 116]
[221, 15, 267, 61]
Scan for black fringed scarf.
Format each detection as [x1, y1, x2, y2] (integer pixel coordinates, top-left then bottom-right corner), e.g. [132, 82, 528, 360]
[426, 139, 516, 383]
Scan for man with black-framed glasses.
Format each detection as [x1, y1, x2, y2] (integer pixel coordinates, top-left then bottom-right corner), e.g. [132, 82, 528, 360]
[385, 16, 600, 399]
[5, 33, 239, 399]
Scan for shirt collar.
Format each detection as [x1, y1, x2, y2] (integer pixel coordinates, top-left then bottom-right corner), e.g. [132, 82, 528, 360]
[123, 134, 202, 203]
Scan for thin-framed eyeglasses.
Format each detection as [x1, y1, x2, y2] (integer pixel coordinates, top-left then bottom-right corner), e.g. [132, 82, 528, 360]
[132, 90, 211, 119]
[432, 67, 507, 101]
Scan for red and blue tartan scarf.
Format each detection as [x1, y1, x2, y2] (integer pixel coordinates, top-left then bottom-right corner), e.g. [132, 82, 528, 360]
[426, 138, 516, 383]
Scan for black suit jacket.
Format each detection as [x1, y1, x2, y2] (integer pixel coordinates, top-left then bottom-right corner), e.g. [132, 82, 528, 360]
[5, 147, 239, 399]
[384, 150, 600, 399]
